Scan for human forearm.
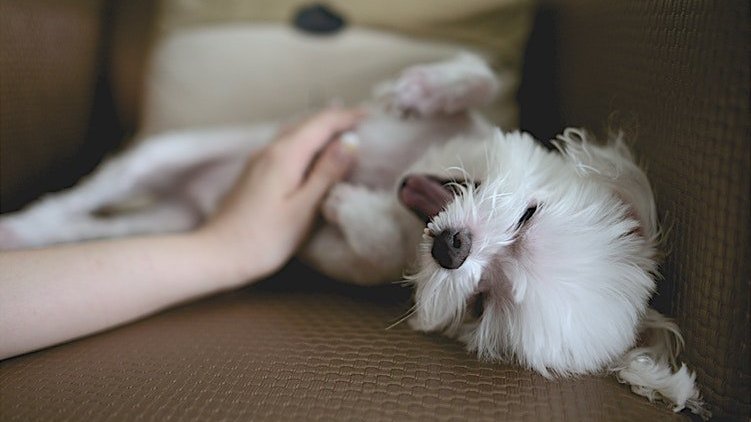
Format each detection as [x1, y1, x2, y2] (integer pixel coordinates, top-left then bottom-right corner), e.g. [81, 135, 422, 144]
[0, 232, 256, 360]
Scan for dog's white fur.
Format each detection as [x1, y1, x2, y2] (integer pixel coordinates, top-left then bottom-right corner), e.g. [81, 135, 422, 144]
[0, 53, 707, 418]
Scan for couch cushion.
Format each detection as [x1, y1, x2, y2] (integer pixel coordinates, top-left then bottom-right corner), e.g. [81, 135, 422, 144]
[124, 0, 534, 135]
[0, 263, 688, 421]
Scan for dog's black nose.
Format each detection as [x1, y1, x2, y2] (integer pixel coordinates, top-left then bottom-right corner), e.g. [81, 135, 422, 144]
[431, 229, 472, 269]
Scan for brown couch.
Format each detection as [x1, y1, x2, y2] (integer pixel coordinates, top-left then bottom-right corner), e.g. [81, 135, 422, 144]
[1, 0, 748, 420]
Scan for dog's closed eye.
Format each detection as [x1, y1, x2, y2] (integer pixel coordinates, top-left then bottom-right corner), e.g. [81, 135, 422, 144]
[516, 205, 538, 229]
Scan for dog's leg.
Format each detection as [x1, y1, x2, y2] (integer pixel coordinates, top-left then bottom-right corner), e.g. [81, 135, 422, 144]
[301, 183, 414, 285]
[381, 52, 500, 117]
[0, 199, 200, 249]
[46, 124, 276, 213]
[0, 124, 277, 250]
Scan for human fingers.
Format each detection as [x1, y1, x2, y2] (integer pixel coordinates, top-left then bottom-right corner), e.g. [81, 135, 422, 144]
[294, 136, 358, 211]
[276, 107, 366, 161]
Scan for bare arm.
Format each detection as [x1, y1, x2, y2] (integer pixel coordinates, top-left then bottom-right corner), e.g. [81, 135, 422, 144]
[0, 232, 246, 359]
[0, 108, 362, 360]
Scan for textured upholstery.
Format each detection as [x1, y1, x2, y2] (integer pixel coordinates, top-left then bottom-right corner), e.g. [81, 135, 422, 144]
[0, 0, 109, 212]
[543, 2, 750, 419]
[0, 263, 686, 421]
[108, 0, 158, 133]
[1, 0, 748, 420]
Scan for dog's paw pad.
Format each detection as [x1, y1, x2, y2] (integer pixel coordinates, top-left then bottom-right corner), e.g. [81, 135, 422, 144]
[388, 68, 436, 117]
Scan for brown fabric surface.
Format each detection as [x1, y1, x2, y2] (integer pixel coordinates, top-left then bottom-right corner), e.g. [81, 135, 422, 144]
[0, 263, 687, 421]
[549, 1, 750, 419]
[0, 0, 108, 212]
[109, 0, 158, 133]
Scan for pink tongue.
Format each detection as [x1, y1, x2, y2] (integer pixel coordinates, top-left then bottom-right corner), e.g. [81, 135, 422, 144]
[399, 175, 454, 223]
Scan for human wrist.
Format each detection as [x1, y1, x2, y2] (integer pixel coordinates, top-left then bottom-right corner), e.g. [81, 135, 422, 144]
[188, 226, 273, 289]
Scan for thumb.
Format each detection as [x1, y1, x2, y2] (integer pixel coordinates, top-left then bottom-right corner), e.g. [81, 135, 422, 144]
[298, 135, 358, 204]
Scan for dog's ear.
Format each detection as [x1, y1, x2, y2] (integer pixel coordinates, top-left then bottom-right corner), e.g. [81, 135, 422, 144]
[611, 309, 708, 418]
[553, 128, 658, 240]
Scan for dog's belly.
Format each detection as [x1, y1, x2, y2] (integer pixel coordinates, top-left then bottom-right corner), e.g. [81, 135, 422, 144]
[157, 110, 487, 222]
[348, 110, 484, 190]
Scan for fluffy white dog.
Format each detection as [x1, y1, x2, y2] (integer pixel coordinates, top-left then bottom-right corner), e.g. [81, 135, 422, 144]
[0, 53, 707, 418]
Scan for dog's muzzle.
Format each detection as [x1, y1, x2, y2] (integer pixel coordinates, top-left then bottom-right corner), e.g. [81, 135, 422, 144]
[398, 174, 473, 269]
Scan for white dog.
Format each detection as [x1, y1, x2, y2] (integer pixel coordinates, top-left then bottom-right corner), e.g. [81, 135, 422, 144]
[0, 53, 707, 418]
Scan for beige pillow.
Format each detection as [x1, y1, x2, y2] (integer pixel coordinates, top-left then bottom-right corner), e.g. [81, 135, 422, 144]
[140, 0, 534, 135]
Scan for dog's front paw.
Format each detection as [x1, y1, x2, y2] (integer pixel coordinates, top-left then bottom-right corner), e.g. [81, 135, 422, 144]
[387, 67, 436, 118]
[322, 184, 358, 226]
[383, 55, 499, 117]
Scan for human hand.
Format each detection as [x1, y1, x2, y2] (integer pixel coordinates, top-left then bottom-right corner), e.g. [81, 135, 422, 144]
[0, 109, 363, 359]
[197, 108, 364, 283]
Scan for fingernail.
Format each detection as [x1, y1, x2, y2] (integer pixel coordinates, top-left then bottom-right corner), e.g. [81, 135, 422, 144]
[340, 131, 360, 151]
[334, 134, 358, 164]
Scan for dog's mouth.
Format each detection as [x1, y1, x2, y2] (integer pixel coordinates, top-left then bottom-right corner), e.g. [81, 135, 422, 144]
[398, 174, 478, 223]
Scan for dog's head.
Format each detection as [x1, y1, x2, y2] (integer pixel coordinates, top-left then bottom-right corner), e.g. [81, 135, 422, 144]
[399, 128, 660, 376]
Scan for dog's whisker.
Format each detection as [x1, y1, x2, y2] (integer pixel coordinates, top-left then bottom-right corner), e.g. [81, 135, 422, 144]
[385, 305, 418, 330]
